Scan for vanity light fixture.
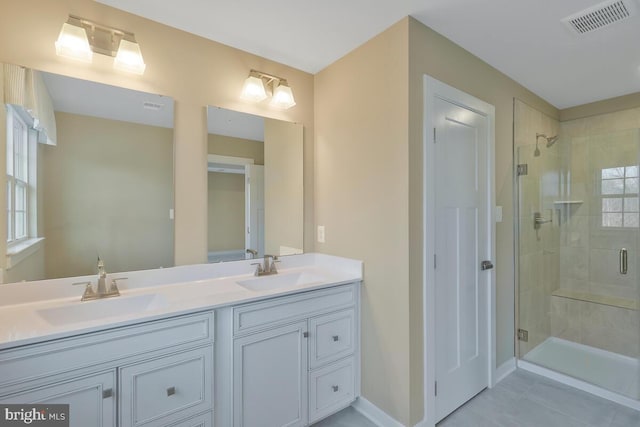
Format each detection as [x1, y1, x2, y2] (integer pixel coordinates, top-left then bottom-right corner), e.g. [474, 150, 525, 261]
[55, 17, 93, 62]
[240, 70, 296, 109]
[55, 15, 146, 75]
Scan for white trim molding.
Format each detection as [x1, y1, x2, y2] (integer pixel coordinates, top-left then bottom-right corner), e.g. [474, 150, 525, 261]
[352, 397, 404, 427]
[495, 358, 517, 384]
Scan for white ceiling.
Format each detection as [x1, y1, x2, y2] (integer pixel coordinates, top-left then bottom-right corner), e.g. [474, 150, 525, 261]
[43, 72, 174, 128]
[96, 0, 640, 109]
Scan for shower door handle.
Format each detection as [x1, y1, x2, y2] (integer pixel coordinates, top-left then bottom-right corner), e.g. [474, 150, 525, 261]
[481, 260, 494, 271]
[620, 248, 628, 275]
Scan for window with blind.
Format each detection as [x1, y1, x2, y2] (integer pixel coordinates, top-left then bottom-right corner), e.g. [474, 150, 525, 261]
[6, 106, 30, 244]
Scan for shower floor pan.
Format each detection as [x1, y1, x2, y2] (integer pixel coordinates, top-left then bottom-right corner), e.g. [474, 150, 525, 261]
[524, 337, 639, 400]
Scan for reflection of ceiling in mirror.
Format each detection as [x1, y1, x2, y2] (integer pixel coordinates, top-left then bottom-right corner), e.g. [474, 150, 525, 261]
[207, 106, 264, 142]
[42, 72, 174, 129]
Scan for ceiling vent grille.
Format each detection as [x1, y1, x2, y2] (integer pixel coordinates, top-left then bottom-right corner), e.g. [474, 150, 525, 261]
[562, 0, 636, 34]
[143, 101, 164, 111]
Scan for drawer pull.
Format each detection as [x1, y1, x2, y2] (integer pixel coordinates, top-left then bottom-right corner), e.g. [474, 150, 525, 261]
[167, 386, 176, 397]
[332, 335, 339, 342]
[332, 385, 339, 392]
[102, 389, 113, 399]
[303, 332, 309, 338]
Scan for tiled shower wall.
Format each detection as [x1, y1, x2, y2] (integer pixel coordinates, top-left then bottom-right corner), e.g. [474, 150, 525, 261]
[514, 99, 561, 356]
[551, 110, 640, 358]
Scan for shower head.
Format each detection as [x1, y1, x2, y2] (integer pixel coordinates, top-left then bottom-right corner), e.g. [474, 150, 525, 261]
[536, 133, 559, 148]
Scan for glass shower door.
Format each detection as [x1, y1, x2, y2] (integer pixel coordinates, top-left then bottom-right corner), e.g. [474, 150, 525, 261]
[517, 129, 640, 401]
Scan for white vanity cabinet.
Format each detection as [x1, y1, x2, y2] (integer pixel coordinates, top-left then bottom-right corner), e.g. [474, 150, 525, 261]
[0, 311, 215, 427]
[217, 282, 361, 427]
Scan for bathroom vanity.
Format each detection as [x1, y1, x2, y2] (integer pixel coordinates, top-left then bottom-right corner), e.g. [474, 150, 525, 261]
[0, 254, 362, 427]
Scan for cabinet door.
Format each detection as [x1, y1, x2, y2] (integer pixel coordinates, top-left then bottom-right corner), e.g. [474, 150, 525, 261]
[234, 321, 307, 427]
[1, 371, 116, 427]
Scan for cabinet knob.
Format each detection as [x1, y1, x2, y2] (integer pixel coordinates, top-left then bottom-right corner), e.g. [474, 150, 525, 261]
[332, 385, 339, 392]
[303, 332, 309, 338]
[167, 386, 176, 396]
[102, 388, 113, 399]
[332, 335, 339, 342]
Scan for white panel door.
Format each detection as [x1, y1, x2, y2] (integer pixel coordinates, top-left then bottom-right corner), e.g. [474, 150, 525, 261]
[233, 321, 307, 427]
[434, 97, 490, 422]
[245, 164, 265, 258]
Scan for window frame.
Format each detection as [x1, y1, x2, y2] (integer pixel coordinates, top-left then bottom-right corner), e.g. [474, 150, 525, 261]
[599, 165, 640, 229]
[6, 105, 37, 247]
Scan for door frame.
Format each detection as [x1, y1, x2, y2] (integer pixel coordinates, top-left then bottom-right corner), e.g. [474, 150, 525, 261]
[207, 154, 255, 260]
[422, 75, 496, 426]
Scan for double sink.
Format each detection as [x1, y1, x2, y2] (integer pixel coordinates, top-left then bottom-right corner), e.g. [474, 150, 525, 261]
[34, 270, 328, 327]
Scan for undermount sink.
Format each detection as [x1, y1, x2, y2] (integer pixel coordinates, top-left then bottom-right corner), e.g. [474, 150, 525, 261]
[37, 293, 169, 326]
[236, 271, 326, 292]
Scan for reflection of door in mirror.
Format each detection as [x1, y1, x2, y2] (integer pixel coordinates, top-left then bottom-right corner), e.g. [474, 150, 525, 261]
[207, 155, 264, 262]
[0, 64, 175, 283]
[207, 107, 303, 263]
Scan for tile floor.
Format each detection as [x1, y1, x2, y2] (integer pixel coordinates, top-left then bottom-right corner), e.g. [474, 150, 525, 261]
[312, 369, 640, 426]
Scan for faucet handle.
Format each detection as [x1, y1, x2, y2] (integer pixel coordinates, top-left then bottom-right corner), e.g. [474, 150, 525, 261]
[270, 256, 280, 273]
[110, 277, 127, 293]
[73, 281, 95, 300]
[251, 262, 264, 275]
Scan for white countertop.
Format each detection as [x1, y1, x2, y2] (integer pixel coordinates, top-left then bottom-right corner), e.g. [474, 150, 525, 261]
[0, 253, 362, 350]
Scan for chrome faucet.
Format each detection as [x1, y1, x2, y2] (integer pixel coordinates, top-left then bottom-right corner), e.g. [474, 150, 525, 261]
[252, 254, 279, 276]
[73, 257, 124, 301]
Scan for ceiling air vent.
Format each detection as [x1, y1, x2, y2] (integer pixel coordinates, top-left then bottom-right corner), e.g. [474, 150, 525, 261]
[562, 0, 636, 34]
[143, 101, 164, 111]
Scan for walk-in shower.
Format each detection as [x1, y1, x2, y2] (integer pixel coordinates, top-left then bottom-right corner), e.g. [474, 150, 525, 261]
[514, 99, 640, 408]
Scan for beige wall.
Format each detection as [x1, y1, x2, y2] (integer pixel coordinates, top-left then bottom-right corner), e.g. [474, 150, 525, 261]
[315, 20, 411, 424]
[264, 119, 304, 255]
[42, 112, 173, 278]
[561, 92, 640, 122]
[0, 0, 315, 270]
[207, 133, 264, 164]
[315, 17, 560, 424]
[207, 172, 245, 252]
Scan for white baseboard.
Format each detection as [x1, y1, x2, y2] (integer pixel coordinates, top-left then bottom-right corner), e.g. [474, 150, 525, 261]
[495, 357, 517, 385]
[352, 396, 405, 427]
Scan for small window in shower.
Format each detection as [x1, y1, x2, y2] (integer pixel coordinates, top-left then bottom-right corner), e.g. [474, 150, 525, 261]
[601, 166, 639, 228]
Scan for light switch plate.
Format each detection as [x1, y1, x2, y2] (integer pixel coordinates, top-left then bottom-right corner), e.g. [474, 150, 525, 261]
[317, 225, 325, 243]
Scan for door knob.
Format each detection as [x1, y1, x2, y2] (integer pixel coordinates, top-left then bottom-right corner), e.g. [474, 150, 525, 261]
[481, 260, 494, 271]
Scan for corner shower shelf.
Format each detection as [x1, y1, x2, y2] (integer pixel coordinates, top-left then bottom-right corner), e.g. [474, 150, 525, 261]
[553, 200, 583, 205]
[552, 289, 638, 311]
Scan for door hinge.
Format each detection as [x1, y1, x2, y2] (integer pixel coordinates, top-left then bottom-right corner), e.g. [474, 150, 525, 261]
[434, 381, 438, 396]
[517, 329, 529, 342]
[433, 127, 437, 144]
[433, 254, 437, 269]
[516, 164, 528, 176]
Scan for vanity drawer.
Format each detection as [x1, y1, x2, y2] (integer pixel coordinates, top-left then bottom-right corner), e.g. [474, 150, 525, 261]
[164, 411, 212, 427]
[309, 358, 355, 424]
[233, 284, 356, 335]
[0, 311, 214, 393]
[309, 309, 355, 369]
[119, 346, 213, 427]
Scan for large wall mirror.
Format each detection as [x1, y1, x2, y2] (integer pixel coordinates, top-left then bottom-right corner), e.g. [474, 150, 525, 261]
[1, 63, 174, 283]
[207, 106, 303, 262]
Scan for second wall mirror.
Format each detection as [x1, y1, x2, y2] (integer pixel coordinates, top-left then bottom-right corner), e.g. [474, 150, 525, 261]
[207, 106, 303, 263]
